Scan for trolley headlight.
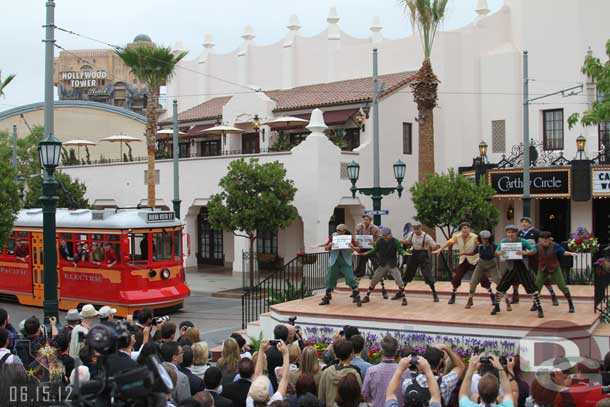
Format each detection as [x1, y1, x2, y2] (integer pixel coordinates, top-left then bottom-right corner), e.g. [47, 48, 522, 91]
[148, 269, 157, 278]
[161, 269, 170, 279]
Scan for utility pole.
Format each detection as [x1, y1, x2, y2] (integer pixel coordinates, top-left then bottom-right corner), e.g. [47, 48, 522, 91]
[41, 0, 60, 327]
[371, 48, 382, 226]
[172, 99, 181, 218]
[522, 51, 531, 219]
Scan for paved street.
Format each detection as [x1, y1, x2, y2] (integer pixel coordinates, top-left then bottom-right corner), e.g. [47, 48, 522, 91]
[0, 270, 244, 348]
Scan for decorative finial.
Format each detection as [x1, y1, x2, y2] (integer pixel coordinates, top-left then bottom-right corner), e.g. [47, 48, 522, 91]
[475, 0, 490, 16]
[242, 25, 255, 41]
[287, 14, 301, 31]
[307, 108, 328, 133]
[369, 16, 383, 43]
[203, 34, 215, 49]
[327, 6, 339, 24]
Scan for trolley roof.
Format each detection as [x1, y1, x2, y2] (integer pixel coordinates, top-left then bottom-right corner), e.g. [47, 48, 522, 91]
[13, 208, 183, 230]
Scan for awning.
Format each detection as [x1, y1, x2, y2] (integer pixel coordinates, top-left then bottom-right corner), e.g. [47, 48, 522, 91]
[293, 108, 359, 126]
[186, 124, 215, 137]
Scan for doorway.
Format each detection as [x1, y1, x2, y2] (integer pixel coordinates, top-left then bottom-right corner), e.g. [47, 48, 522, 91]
[594, 199, 610, 246]
[538, 199, 570, 243]
[242, 133, 260, 154]
[197, 207, 224, 265]
[328, 207, 346, 236]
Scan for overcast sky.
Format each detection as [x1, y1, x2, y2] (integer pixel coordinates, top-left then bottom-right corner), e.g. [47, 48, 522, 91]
[0, 0, 503, 112]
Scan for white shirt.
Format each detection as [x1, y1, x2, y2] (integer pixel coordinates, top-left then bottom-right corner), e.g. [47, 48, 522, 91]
[0, 348, 22, 365]
[246, 391, 283, 407]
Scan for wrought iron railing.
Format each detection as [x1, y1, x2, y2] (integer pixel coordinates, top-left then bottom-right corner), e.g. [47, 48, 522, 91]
[241, 251, 329, 329]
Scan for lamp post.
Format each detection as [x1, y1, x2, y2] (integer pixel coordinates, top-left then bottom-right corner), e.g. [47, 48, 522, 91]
[576, 135, 586, 160]
[474, 141, 489, 184]
[347, 159, 406, 226]
[40, 0, 61, 326]
[172, 99, 181, 218]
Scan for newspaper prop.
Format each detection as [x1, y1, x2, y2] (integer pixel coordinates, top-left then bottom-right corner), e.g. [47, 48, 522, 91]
[355, 235, 374, 249]
[500, 242, 523, 260]
[332, 235, 353, 250]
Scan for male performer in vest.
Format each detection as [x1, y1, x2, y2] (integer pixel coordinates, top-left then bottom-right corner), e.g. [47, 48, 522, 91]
[402, 222, 441, 302]
[317, 224, 362, 307]
[355, 227, 409, 306]
[433, 222, 481, 305]
[513, 217, 560, 307]
[535, 231, 576, 313]
[492, 224, 542, 317]
[465, 230, 503, 309]
[355, 214, 385, 291]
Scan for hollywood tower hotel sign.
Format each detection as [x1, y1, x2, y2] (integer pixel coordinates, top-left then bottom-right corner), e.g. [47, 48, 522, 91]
[60, 70, 108, 88]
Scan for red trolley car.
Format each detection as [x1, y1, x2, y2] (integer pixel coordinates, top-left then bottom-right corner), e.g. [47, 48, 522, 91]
[0, 207, 190, 316]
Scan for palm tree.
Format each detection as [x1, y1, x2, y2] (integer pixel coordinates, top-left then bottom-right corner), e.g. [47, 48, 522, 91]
[403, 0, 449, 181]
[115, 44, 187, 208]
[0, 70, 16, 98]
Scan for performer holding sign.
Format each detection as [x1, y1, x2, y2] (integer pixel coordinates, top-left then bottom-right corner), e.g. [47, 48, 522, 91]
[316, 224, 362, 307]
[492, 225, 541, 317]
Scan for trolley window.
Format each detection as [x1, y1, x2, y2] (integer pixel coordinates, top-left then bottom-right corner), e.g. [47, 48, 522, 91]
[128, 233, 149, 264]
[3, 231, 30, 260]
[153, 231, 172, 262]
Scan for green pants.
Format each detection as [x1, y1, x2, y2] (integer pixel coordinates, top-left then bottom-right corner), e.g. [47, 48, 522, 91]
[535, 268, 569, 294]
[327, 255, 358, 290]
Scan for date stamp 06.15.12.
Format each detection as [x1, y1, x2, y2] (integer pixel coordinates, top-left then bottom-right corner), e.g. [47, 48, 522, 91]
[8, 385, 72, 406]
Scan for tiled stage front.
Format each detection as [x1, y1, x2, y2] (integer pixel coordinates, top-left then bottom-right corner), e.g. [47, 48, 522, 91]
[255, 281, 610, 360]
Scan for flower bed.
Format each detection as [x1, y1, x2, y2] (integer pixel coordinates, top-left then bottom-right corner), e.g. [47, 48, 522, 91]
[568, 227, 600, 254]
[301, 326, 517, 364]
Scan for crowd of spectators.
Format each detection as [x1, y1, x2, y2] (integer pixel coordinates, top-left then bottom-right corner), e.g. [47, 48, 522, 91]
[1, 307, 610, 407]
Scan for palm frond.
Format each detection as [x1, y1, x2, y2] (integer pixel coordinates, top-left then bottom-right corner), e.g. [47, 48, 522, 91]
[403, 0, 448, 59]
[115, 45, 187, 91]
[0, 71, 16, 97]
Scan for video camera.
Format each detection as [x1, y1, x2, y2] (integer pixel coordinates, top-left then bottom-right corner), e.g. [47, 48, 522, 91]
[69, 321, 173, 407]
[152, 315, 170, 325]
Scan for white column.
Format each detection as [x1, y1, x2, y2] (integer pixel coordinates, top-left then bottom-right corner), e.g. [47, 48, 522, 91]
[282, 15, 300, 90]
[238, 25, 255, 86]
[233, 234, 250, 273]
[326, 6, 340, 83]
[475, 0, 490, 17]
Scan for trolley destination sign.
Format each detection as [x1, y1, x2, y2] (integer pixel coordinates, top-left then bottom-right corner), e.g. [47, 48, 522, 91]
[487, 168, 570, 198]
[146, 212, 175, 223]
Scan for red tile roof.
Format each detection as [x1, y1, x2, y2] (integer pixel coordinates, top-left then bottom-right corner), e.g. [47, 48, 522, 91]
[166, 71, 415, 125]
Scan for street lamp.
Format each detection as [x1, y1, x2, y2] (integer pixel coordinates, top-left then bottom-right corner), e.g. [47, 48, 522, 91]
[354, 108, 366, 130]
[478, 140, 488, 163]
[347, 159, 406, 226]
[252, 114, 261, 131]
[38, 135, 62, 175]
[576, 135, 586, 159]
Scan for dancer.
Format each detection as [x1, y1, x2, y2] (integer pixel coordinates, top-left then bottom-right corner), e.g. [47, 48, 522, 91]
[515, 217, 560, 307]
[492, 225, 541, 317]
[401, 222, 440, 302]
[354, 227, 409, 306]
[534, 231, 576, 313]
[465, 230, 505, 309]
[317, 224, 362, 307]
[433, 222, 481, 304]
[354, 215, 384, 287]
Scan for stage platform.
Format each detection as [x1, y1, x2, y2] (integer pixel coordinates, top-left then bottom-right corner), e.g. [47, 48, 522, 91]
[249, 281, 610, 360]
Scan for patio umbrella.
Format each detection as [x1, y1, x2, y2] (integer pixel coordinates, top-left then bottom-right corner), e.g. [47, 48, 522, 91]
[156, 129, 187, 137]
[100, 134, 143, 158]
[203, 125, 245, 150]
[63, 139, 96, 160]
[262, 116, 308, 129]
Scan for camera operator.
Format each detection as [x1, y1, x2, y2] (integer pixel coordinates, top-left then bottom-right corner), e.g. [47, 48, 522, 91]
[161, 342, 192, 403]
[105, 323, 137, 377]
[177, 321, 195, 343]
[134, 308, 154, 351]
[458, 355, 513, 407]
[386, 355, 441, 407]
[401, 345, 465, 407]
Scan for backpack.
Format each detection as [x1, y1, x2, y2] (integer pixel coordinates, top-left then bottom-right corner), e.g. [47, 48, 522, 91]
[404, 374, 444, 407]
[0, 353, 11, 366]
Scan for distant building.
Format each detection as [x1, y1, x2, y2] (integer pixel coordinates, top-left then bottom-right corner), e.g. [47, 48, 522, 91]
[53, 34, 154, 115]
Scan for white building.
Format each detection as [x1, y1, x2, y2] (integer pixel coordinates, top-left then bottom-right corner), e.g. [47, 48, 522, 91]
[63, 0, 610, 272]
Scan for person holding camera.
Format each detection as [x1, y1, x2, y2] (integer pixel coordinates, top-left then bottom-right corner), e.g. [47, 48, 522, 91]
[385, 355, 441, 407]
[249, 338, 291, 407]
[459, 355, 514, 407]
[401, 345, 465, 407]
[69, 304, 98, 358]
